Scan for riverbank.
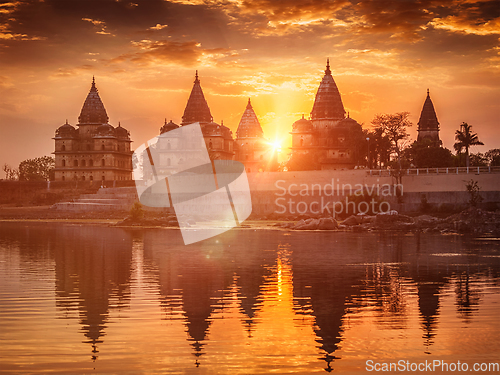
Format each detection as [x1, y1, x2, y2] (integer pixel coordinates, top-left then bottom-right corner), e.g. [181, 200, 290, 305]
[1, 205, 499, 236]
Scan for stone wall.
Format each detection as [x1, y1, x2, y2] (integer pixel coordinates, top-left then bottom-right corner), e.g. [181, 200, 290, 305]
[246, 169, 500, 216]
[0, 180, 135, 205]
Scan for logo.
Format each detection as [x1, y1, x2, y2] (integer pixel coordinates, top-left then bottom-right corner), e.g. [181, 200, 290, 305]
[132, 123, 252, 245]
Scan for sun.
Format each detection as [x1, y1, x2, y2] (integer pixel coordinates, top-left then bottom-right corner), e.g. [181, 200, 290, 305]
[272, 141, 282, 152]
[267, 139, 283, 153]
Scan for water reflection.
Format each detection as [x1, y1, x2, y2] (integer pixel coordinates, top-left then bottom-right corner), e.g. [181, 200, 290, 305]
[143, 229, 279, 366]
[0, 223, 499, 373]
[53, 226, 132, 360]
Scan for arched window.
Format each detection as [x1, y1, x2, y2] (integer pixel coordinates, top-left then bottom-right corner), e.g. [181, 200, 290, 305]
[101, 159, 105, 166]
[89, 160, 93, 167]
[81, 160, 86, 167]
[74, 160, 78, 167]
[61, 144, 66, 151]
[102, 175, 105, 181]
[209, 142, 213, 149]
[90, 175, 93, 181]
[86, 144, 91, 151]
[62, 176, 65, 181]
[167, 142, 171, 150]
[167, 158, 171, 166]
[82, 176, 85, 181]
[62, 160, 66, 167]
[101, 144, 105, 150]
[300, 138, 304, 147]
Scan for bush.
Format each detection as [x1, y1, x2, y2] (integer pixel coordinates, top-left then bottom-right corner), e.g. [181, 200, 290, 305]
[465, 179, 483, 207]
[130, 201, 144, 220]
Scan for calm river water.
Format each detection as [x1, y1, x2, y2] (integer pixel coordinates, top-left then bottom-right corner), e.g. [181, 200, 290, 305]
[0, 223, 499, 374]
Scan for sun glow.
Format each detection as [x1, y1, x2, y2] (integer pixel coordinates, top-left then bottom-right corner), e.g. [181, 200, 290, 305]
[271, 140, 282, 153]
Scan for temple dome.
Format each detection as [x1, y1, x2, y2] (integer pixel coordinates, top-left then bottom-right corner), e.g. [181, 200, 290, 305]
[310, 59, 345, 120]
[78, 77, 109, 125]
[236, 99, 264, 139]
[337, 116, 360, 128]
[292, 116, 313, 132]
[55, 120, 76, 138]
[95, 123, 115, 137]
[160, 119, 179, 134]
[181, 71, 213, 126]
[115, 122, 130, 139]
[202, 121, 233, 140]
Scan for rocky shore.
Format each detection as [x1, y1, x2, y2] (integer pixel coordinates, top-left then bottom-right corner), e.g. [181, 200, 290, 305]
[272, 207, 500, 236]
[1, 205, 499, 236]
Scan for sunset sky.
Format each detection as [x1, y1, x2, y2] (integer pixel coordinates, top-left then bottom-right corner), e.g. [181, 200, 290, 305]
[1, 0, 499, 174]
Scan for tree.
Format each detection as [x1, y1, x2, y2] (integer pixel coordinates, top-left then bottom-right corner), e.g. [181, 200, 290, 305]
[2, 164, 19, 180]
[18, 156, 55, 181]
[453, 122, 483, 168]
[485, 149, 500, 166]
[405, 139, 454, 168]
[469, 152, 488, 167]
[371, 112, 412, 170]
[366, 128, 391, 169]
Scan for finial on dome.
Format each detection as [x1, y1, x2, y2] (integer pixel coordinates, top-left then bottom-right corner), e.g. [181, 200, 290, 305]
[165, 118, 168, 125]
[118, 121, 121, 127]
[427, 88, 430, 97]
[347, 112, 350, 118]
[65, 119, 68, 124]
[246, 98, 252, 109]
[325, 58, 331, 75]
[194, 70, 199, 83]
[302, 114, 304, 119]
[221, 119, 224, 126]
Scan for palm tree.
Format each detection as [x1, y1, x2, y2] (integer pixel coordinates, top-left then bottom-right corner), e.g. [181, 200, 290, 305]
[454, 122, 484, 168]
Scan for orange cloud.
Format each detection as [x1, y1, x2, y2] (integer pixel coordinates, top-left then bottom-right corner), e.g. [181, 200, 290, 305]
[82, 17, 113, 35]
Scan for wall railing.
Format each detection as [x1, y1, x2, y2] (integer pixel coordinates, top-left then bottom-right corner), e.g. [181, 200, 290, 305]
[366, 166, 500, 177]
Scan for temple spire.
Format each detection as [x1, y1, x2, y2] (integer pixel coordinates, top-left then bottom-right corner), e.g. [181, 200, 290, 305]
[78, 77, 109, 124]
[325, 58, 331, 76]
[417, 89, 440, 143]
[181, 71, 213, 125]
[310, 60, 345, 120]
[236, 98, 264, 139]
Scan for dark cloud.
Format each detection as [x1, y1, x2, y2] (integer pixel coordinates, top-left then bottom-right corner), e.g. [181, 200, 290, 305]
[108, 40, 231, 66]
[238, 0, 350, 21]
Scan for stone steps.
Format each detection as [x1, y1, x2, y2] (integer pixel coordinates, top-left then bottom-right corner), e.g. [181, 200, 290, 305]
[78, 198, 136, 204]
[52, 202, 122, 211]
[52, 186, 140, 212]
